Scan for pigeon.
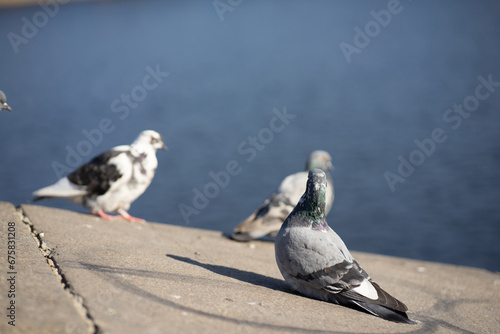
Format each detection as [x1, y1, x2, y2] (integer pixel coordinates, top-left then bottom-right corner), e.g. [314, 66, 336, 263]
[33, 130, 167, 223]
[275, 169, 415, 324]
[231, 150, 334, 241]
[0, 91, 12, 112]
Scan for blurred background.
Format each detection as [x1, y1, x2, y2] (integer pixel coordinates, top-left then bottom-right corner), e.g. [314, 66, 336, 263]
[0, 0, 499, 271]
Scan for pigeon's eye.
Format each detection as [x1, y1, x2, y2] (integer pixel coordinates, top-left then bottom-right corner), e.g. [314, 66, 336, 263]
[151, 136, 157, 143]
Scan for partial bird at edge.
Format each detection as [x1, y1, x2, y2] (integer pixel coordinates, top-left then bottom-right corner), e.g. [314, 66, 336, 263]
[0, 90, 12, 112]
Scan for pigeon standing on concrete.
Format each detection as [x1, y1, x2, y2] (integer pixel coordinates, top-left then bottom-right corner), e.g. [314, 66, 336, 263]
[33, 130, 167, 223]
[275, 169, 415, 324]
[231, 150, 334, 241]
[0, 91, 12, 111]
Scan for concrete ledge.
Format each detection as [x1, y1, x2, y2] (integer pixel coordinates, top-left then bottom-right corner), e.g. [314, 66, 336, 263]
[0, 202, 92, 334]
[1, 202, 499, 333]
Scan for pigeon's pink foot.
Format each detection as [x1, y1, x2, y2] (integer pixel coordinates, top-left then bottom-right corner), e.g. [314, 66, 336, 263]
[92, 210, 118, 220]
[117, 209, 146, 224]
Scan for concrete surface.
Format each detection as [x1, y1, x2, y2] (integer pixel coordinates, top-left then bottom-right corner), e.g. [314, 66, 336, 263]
[0, 202, 92, 334]
[1, 202, 499, 333]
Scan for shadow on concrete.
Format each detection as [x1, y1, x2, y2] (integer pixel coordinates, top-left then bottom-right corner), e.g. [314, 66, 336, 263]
[78, 259, 476, 334]
[166, 254, 288, 292]
[79, 261, 343, 333]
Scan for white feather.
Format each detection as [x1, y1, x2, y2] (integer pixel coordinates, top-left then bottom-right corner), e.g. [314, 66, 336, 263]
[352, 279, 378, 300]
[33, 177, 87, 198]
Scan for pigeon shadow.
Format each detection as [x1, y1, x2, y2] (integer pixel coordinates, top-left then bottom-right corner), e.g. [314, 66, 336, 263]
[78, 261, 345, 333]
[166, 254, 289, 293]
[76, 260, 477, 333]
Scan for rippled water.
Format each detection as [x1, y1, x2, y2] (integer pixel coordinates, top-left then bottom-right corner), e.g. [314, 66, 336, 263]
[0, 0, 499, 271]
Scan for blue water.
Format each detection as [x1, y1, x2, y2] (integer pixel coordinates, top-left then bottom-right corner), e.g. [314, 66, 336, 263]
[1, 0, 499, 271]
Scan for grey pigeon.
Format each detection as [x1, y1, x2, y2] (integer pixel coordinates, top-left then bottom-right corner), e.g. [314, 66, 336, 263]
[0, 91, 12, 112]
[232, 150, 334, 241]
[275, 169, 415, 324]
[33, 130, 167, 223]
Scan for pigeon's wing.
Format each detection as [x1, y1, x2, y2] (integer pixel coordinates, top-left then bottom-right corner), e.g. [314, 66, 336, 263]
[278, 227, 409, 312]
[276, 171, 308, 202]
[276, 227, 360, 289]
[33, 147, 131, 200]
[334, 269, 413, 324]
[65, 149, 128, 196]
[232, 172, 307, 241]
[328, 255, 409, 313]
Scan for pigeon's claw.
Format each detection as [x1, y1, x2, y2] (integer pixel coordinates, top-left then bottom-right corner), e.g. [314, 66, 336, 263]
[117, 209, 146, 224]
[92, 210, 118, 220]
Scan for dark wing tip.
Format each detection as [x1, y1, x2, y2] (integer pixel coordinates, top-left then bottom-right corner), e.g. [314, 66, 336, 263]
[340, 279, 409, 313]
[354, 300, 416, 324]
[31, 196, 50, 203]
[230, 232, 254, 242]
[370, 281, 409, 312]
[333, 293, 416, 324]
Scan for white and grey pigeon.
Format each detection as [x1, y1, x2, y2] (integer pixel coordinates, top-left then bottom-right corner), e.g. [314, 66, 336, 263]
[275, 169, 415, 324]
[33, 130, 167, 223]
[0, 91, 12, 112]
[231, 150, 334, 241]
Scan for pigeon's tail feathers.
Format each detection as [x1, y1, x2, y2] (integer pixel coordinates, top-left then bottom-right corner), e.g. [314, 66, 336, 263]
[31, 196, 51, 202]
[231, 212, 269, 241]
[339, 279, 408, 313]
[231, 198, 284, 241]
[350, 300, 416, 324]
[332, 283, 415, 324]
[370, 281, 409, 312]
[33, 177, 88, 199]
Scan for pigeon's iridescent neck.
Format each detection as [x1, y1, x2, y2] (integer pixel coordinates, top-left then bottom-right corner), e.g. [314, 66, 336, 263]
[289, 188, 327, 225]
[287, 169, 329, 228]
[311, 219, 329, 231]
[289, 210, 325, 229]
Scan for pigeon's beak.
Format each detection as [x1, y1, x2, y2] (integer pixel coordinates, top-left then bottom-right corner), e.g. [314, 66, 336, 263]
[2, 103, 11, 112]
[161, 143, 168, 151]
[327, 161, 334, 171]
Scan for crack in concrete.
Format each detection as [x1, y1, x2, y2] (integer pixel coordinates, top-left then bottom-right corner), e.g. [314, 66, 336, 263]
[18, 207, 100, 334]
